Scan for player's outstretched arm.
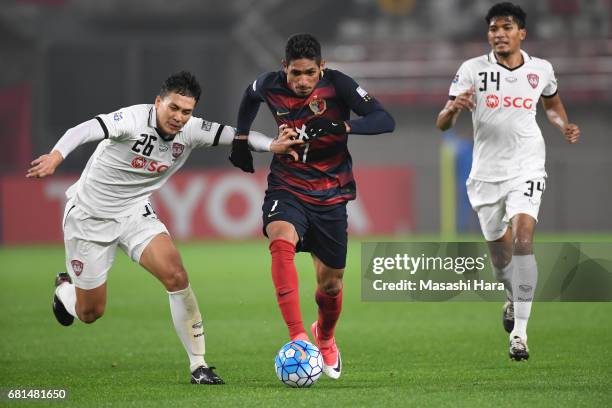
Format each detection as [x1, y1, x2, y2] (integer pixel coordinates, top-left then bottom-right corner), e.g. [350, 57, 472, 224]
[26, 118, 105, 178]
[226, 126, 303, 153]
[436, 86, 475, 131]
[541, 94, 580, 144]
[26, 150, 64, 178]
[226, 126, 304, 172]
[244, 126, 303, 154]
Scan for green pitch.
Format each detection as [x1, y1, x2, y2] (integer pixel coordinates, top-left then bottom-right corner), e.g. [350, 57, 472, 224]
[1, 237, 611, 407]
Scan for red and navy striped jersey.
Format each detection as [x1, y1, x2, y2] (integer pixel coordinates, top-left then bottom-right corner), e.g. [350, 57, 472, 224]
[237, 69, 394, 206]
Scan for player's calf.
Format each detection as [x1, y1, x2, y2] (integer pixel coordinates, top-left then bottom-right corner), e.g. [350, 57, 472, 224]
[269, 239, 306, 339]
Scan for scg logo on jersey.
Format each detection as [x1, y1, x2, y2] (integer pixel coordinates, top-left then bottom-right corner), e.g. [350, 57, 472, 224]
[131, 156, 169, 173]
[503, 96, 534, 110]
[485, 95, 534, 110]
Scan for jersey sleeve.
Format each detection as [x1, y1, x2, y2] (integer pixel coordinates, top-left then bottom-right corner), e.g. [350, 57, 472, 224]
[449, 61, 474, 98]
[53, 119, 106, 159]
[181, 117, 229, 148]
[236, 72, 273, 135]
[541, 61, 558, 98]
[94, 106, 139, 141]
[331, 70, 395, 135]
[183, 118, 273, 151]
[332, 70, 383, 116]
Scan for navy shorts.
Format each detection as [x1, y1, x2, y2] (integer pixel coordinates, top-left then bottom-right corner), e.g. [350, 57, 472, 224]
[262, 190, 348, 269]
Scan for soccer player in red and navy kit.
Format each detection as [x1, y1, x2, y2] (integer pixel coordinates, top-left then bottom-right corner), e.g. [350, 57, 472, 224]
[229, 33, 395, 379]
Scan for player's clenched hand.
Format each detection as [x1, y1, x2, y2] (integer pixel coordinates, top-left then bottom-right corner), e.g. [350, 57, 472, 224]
[563, 123, 580, 144]
[26, 150, 63, 178]
[271, 125, 304, 161]
[450, 86, 476, 113]
[229, 137, 254, 173]
[303, 117, 346, 141]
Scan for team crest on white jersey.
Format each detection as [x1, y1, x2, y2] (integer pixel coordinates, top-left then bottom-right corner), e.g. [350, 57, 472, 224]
[113, 112, 123, 121]
[486, 94, 500, 108]
[131, 156, 147, 168]
[527, 73, 539, 89]
[309, 97, 327, 115]
[172, 143, 185, 158]
[71, 259, 84, 276]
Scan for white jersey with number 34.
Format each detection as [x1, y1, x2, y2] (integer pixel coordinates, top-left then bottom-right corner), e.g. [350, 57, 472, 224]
[449, 50, 558, 182]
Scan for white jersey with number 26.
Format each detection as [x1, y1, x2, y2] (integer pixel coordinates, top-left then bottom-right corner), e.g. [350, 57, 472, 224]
[66, 104, 236, 218]
[449, 50, 558, 182]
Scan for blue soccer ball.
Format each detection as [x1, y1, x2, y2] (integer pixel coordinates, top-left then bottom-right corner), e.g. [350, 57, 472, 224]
[274, 340, 323, 388]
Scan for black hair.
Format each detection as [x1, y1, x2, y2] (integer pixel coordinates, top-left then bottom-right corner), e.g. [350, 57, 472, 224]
[160, 71, 201, 103]
[485, 2, 527, 29]
[284, 33, 322, 65]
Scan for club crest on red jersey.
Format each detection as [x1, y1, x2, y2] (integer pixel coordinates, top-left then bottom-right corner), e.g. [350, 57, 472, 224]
[71, 260, 84, 276]
[131, 156, 147, 169]
[172, 143, 185, 158]
[309, 97, 327, 115]
[527, 73, 539, 89]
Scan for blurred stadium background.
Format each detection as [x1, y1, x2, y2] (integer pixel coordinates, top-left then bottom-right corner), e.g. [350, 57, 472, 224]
[1, 0, 611, 243]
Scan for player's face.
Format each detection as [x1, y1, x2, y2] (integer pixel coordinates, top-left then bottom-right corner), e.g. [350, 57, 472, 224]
[284, 58, 324, 97]
[487, 16, 526, 57]
[155, 92, 196, 135]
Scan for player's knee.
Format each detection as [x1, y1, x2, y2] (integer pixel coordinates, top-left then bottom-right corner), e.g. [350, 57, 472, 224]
[77, 304, 105, 324]
[162, 264, 188, 292]
[319, 278, 343, 296]
[513, 236, 533, 255]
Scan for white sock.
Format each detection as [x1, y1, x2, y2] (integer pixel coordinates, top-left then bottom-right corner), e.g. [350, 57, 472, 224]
[492, 259, 515, 300]
[511, 254, 538, 341]
[55, 282, 78, 319]
[168, 285, 206, 372]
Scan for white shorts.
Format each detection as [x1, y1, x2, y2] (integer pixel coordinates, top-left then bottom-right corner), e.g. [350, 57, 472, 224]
[62, 200, 169, 290]
[466, 175, 546, 241]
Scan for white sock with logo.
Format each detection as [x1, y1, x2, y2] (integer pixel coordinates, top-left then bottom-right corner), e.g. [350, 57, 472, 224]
[168, 285, 206, 372]
[55, 282, 78, 319]
[511, 254, 538, 341]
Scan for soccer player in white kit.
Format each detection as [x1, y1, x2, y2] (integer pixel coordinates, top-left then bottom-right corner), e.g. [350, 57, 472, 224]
[436, 3, 580, 360]
[26, 71, 302, 383]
